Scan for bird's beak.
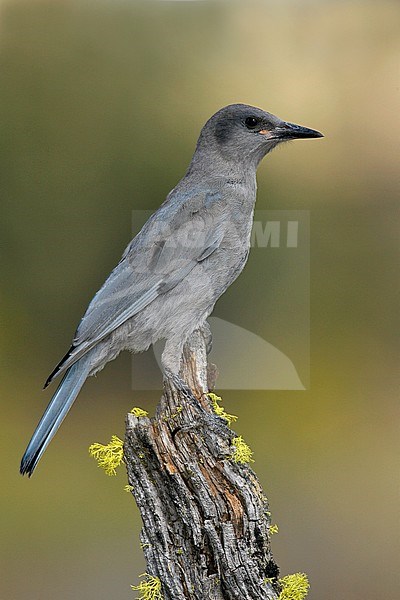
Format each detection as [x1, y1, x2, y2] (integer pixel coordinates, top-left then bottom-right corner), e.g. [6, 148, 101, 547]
[260, 122, 323, 141]
[273, 121, 323, 140]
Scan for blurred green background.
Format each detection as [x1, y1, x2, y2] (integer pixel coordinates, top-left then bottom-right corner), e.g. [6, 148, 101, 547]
[1, 0, 399, 598]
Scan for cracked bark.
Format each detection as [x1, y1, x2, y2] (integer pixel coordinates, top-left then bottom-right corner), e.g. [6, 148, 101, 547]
[124, 328, 280, 599]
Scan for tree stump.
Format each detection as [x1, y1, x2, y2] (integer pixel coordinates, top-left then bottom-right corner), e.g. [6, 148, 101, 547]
[124, 328, 280, 599]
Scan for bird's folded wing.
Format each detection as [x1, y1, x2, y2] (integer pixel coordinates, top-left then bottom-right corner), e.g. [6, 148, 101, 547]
[47, 211, 225, 382]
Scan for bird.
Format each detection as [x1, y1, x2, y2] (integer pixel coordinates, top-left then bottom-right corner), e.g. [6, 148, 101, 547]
[20, 103, 322, 476]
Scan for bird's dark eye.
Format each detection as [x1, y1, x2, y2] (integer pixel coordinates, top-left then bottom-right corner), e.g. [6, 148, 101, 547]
[245, 116, 259, 130]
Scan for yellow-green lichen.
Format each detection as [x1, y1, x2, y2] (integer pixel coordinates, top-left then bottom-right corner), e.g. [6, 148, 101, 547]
[131, 407, 149, 417]
[278, 573, 309, 600]
[231, 436, 254, 464]
[131, 573, 163, 600]
[88, 435, 124, 476]
[140, 542, 151, 550]
[168, 406, 183, 420]
[208, 393, 238, 427]
[269, 524, 279, 535]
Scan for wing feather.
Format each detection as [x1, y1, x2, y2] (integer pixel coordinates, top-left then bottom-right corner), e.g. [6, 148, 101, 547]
[46, 194, 225, 384]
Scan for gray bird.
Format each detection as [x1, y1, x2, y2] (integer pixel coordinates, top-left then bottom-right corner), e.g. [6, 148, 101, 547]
[20, 103, 322, 476]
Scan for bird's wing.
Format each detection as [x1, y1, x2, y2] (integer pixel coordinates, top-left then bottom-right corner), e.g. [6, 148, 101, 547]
[46, 199, 225, 383]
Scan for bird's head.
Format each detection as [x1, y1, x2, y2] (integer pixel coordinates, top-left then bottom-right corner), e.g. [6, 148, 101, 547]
[196, 103, 323, 169]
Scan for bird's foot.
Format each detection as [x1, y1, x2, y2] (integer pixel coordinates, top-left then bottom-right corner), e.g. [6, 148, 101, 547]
[163, 369, 196, 401]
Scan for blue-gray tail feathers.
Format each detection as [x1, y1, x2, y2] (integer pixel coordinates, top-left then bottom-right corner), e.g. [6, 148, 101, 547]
[20, 357, 91, 476]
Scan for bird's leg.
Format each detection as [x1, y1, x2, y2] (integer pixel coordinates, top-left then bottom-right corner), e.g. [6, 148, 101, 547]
[161, 338, 184, 375]
[199, 321, 218, 390]
[162, 330, 213, 396]
[161, 338, 192, 396]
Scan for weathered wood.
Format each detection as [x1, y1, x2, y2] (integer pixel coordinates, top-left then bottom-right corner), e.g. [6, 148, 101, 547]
[124, 328, 280, 599]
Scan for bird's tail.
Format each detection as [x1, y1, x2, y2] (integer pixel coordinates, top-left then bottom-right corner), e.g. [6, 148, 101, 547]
[20, 355, 91, 476]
